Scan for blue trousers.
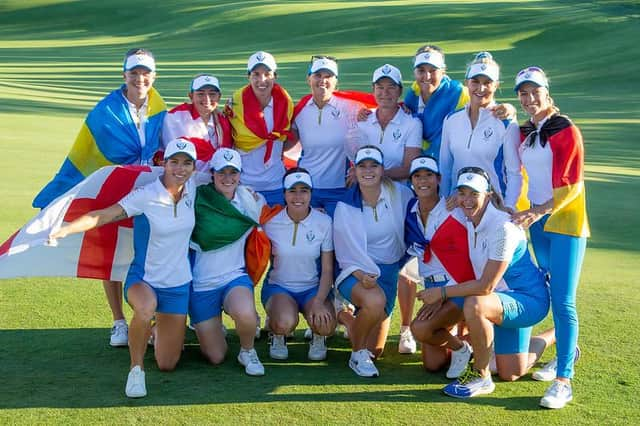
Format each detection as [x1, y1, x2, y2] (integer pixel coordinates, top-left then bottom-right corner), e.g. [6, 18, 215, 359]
[530, 215, 586, 379]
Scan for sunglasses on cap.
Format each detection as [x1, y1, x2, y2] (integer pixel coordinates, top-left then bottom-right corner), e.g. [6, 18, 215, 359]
[309, 55, 338, 64]
[457, 166, 491, 184]
[516, 66, 545, 78]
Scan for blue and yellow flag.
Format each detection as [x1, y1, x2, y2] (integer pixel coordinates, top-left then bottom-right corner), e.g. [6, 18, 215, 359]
[33, 86, 166, 208]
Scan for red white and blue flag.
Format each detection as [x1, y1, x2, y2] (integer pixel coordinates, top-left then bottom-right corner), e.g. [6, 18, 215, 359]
[0, 165, 162, 281]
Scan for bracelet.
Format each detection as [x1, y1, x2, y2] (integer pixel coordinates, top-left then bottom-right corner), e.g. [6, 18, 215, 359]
[441, 286, 447, 302]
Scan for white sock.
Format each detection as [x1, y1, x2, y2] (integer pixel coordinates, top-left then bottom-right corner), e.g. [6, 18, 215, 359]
[114, 319, 127, 327]
[400, 325, 411, 333]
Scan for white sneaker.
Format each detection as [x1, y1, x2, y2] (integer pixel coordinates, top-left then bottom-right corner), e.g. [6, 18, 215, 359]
[308, 334, 327, 361]
[269, 334, 288, 360]
[398, 327, 417, 354]
[349, 349, 379, 377]
[304, 327, 313, 340]
[237, 348, 265, 376]
[533, 346, 581, 382]
[110, 321, 128, 347]
[125, 366, 146, 398]
[446, 341, 473, 379]
[540, 380, 573, 409]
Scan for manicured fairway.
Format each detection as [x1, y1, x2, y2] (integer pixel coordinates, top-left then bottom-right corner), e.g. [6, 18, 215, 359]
[1, 1, 639, 424]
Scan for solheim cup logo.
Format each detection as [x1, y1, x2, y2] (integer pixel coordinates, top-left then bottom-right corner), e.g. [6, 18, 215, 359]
[256, 52, 265, 61]
[481, 64, 487, 71]
[295, 173, 302, 180]
[524, 72, 531, 79]
[420, 159, 426, 165]
[223, 150, 234, 161]
[382, 65, 392, 75]
[466, 174, 474, 181]
[204, 76, 211, 82]
[176, 142, 187, 149]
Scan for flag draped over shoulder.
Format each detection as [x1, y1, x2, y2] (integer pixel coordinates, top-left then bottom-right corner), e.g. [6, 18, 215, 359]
[520, 114, 590, 237]
[190, 184, 283, 285]
[404, 199, 476, 284]
[292, 90, 378, 122]
[404, 76, 469, 157]
[1, 166, 162, 281]
[226, 83, 294, 163]
[33, 87, 167, 209]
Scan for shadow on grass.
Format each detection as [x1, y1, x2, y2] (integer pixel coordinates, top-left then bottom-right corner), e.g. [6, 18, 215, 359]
[0, 327, 545, 410]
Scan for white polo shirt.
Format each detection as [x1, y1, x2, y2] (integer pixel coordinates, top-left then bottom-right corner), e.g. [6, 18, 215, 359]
[439, 104, 522, 208]
[265, 208, 333, 291]
[118, 176, 196, 288]
[465, 203, 523, 292]
[352, 108, 422, 170]
[295, 96, 355, 189]
[519, 118, 553, 205]
[362, 183, 414, 264]
[123, 93, 149, 152]
[191, 192, 258, 292]
[406, 197, 451, 279]
[238, 98, 285, 191]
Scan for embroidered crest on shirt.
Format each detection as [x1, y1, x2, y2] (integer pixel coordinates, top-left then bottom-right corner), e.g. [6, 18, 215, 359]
[392, 128, 402, 141]
[306, 230, 316, 242]
[483, 127, 494, 141]
[331, 109, 341, 120]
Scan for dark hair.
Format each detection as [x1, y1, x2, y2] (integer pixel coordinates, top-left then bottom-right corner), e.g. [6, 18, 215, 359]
[415, 44, 444, 56]
[124, 48, 155, 61]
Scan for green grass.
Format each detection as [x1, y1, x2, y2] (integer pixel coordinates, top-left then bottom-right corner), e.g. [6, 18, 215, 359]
[1, 0, 639, 424]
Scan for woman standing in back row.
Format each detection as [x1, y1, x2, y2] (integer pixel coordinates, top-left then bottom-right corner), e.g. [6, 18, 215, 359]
[511, 67, 589, 409]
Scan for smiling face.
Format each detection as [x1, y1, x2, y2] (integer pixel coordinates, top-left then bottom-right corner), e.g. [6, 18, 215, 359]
[413, 63, 444, 97]
[355, 159, 383, 188]
[189, 87, 220, 118]
[285, 183, 312, 216]
[163, 153, 195, 187]
[411, 169, 440, 199]
[308, 70, 337, 102]
[123, 67, 155, 103]
[373, 78, 402, 110]
[466, 75, 498, 109]
[248, 64, 276, 98]
[213, 166, 240, 200]
[457, 186, 491, 225]
[518, 82, 553, 121]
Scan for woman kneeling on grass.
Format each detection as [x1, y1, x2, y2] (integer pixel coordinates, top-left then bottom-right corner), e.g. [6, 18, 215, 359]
[262, 168, 336, 361]
[333, 145, 413, 377]
[420, 167, 550, 398]
[189, 148, 266, 376]
[49, 139, 198, 398]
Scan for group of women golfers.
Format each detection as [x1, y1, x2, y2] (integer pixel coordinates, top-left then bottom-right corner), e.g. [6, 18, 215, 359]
[43, 46, 588, 409]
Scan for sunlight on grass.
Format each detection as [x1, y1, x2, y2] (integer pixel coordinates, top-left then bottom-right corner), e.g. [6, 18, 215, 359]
[0, 34, 156, 48]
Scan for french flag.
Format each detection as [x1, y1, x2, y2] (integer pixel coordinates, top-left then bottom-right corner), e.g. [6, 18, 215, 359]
[0, 165, 162, 281]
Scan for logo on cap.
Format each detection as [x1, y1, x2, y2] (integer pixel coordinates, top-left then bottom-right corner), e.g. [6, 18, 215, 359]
[481, 64, 487, 71]
[295, 173, 302, 180]
[466, 174, 474, 181]
[223, 150, 234, 161]
[176, 142, 187, 149]
[424, 53, 430, 60]
[365, 149, 372, 155]
[256, 52, 265, 61]
[524, 72, 531, 79]
[420, 159, 426, 165]
[381, 65, 392, 75]
[204, 76, 211, 82]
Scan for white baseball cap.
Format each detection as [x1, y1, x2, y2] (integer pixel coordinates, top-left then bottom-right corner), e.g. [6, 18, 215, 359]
[191, 74, 220, 92]
[210, 148, 242, 172]
[355, 146, 384, 166]
[284, 171, 313, 189]
[514, 66, 549, 92]
[309, 57, 338, 77]
[247, 51, 277, 72]
[410, 156, 440, 176]
[455, 168, 491, 193]
[164, 139, 197, 161]
[413, 50, 445, 69]
[372, 64, 402, 86]
[466, 62, 500, 82]
[123, 53, 156, 72]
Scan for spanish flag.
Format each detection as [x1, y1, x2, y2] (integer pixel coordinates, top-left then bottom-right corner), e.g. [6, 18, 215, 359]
[33, 86, 166, 209]
[226, 83, 294, 164]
